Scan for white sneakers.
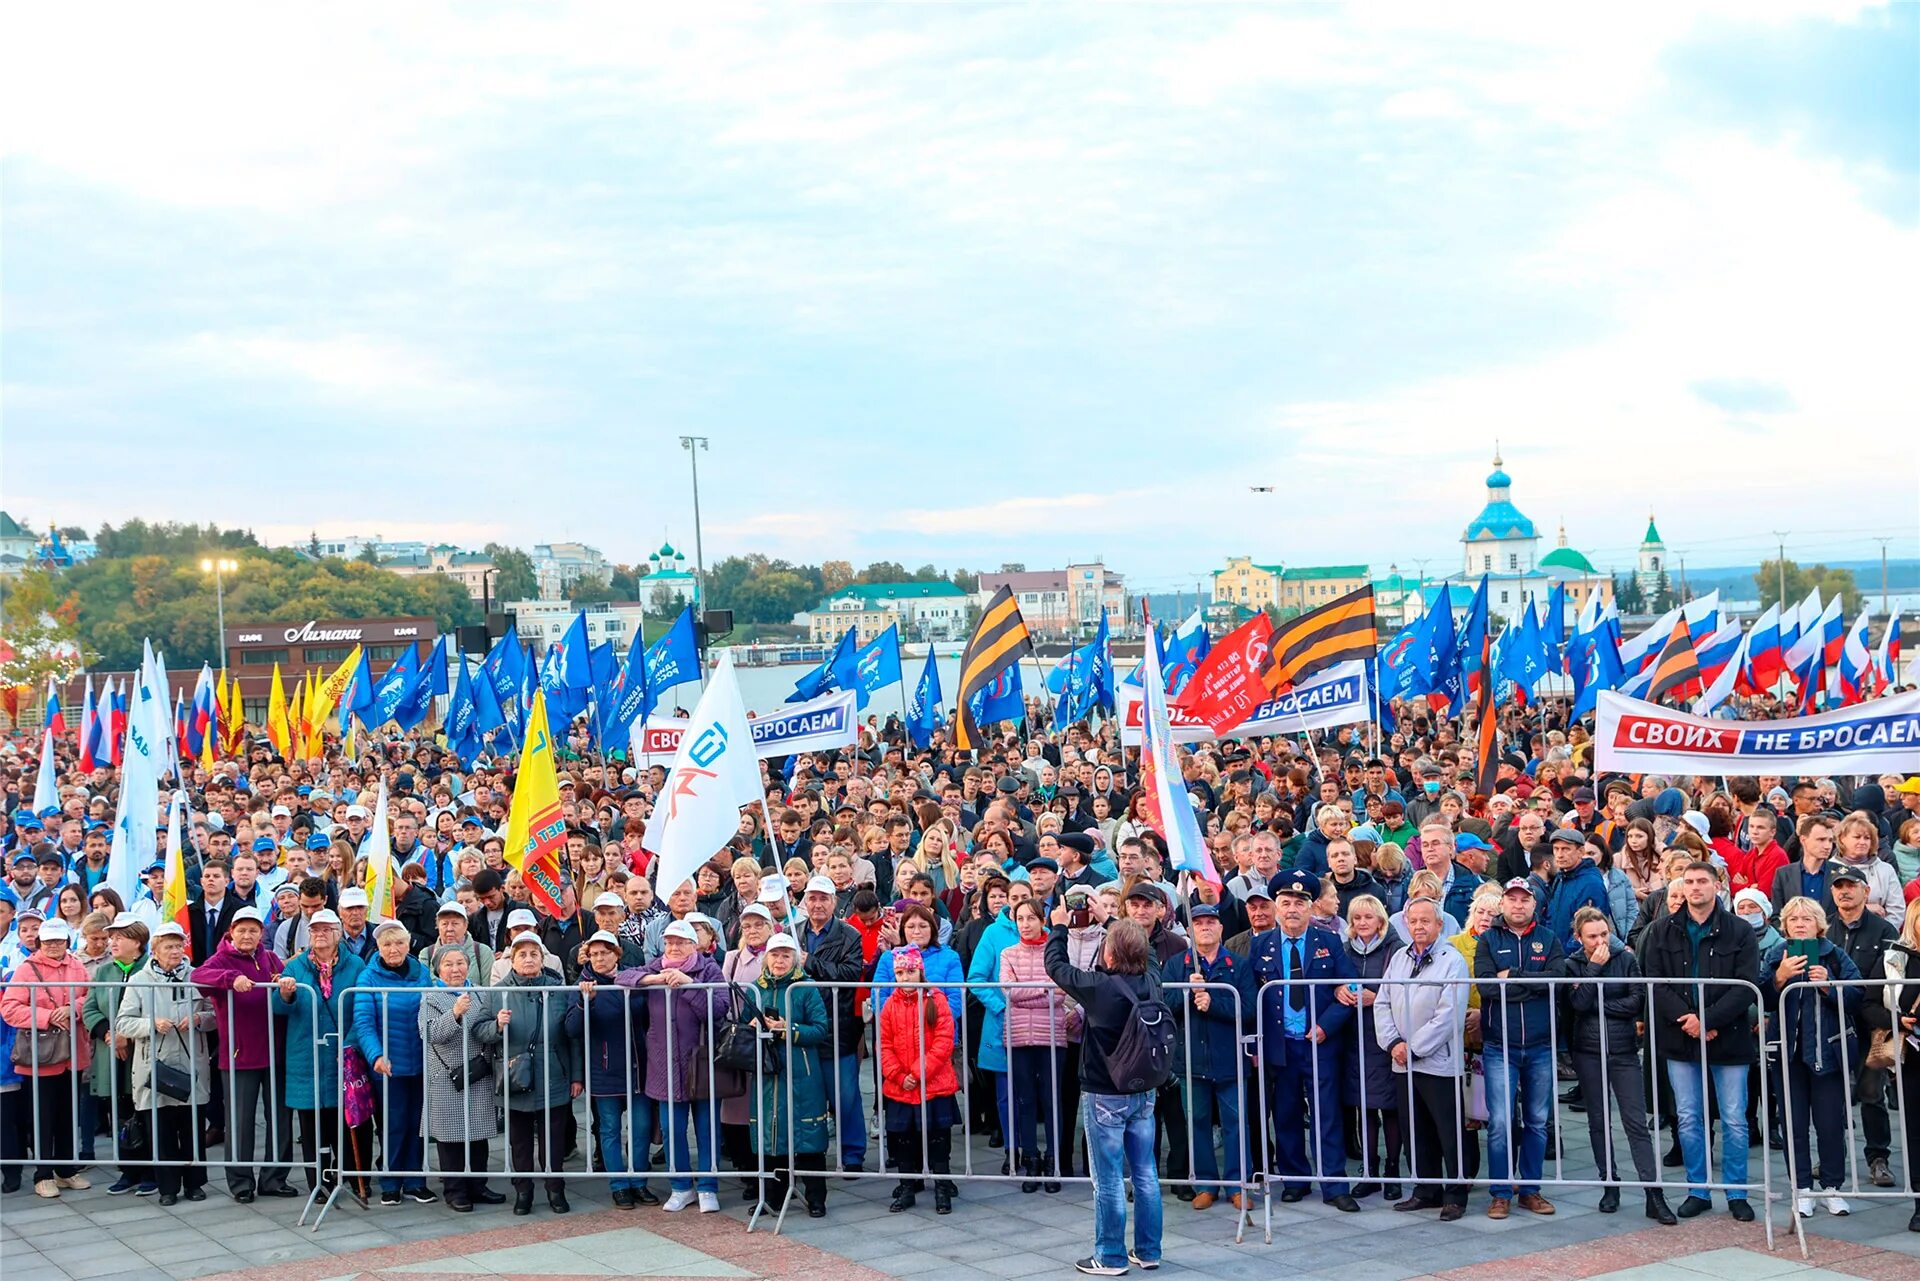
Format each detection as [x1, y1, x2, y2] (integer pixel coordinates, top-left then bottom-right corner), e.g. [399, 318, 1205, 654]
[33, 1180, 59, 1198]
[698, 1192, 720, 1213]
[31, 1173, 94, 1196]
[1797, 1194, 1851, 1217]
[662, 1189, 697, 1212]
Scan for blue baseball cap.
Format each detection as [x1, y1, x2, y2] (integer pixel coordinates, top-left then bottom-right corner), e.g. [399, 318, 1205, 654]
[18, 817, 43, 832]
[297, 785, 313, 796]
[10, 851, 37, 866]
[1270, 870, 1320, 900]
[1453, 832, 1490, 852]
[306, 832, 331, 850]
[1190, 903, 1221, 920]
[143, 859, 166, 874]
[251, 836, 278, 854]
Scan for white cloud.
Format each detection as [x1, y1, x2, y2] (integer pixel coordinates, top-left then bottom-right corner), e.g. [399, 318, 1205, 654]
[168, 332, 505, 409]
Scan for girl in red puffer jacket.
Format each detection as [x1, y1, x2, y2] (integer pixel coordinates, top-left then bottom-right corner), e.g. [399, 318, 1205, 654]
[877, 947, 959, 1214]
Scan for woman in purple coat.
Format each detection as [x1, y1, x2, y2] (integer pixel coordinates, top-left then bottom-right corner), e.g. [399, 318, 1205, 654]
[617, 919, 727, 1212]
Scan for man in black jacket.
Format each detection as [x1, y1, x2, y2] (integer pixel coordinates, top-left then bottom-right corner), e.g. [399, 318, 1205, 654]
[1044, 898, 1163, 1276]
[797, 874, 869, 1173]
[1639, 860, 1759, 1222]
[1827, 867, 1898, 1187]
[468, 869, 528, 951]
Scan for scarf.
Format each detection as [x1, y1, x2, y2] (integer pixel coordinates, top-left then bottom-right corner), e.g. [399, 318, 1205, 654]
[1895, 842, 1920, 886]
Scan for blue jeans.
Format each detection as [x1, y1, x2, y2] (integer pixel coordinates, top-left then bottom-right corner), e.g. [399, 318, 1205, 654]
[831, 1053, 867, 1167]
[1483, 1043, 1554, 1199]
[1665, 1059, 1749, 1202]
[661, 1099, 718, 1193]
[376, 1075, 426, 1193]
[1086, 1092, 1161, 1269]
[593, 1095, 656, 1193]
[1188, 1077, 1242, 1194]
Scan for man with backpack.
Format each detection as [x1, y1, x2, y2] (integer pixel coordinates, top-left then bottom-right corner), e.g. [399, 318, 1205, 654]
[1047, 896, 1171, 1277]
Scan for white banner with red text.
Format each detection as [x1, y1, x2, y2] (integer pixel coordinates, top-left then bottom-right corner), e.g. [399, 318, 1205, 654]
[1119, 660, 1371, 746]
[632, 688, 859, 766]
[1594, 688, 1920, 776]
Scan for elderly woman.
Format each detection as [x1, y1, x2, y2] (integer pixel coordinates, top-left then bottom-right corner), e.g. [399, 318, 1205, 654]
[1, 917, 95, 1198]
[744, 931, 832, 1217]
[418, 947, 506, 1212]
[565, 931, 656, 1208]
[1764, 896, 1862, 1218]
[274, 908, 368, 1200]
[82, 916, 152, 1195]
[115, 921, 215, 1206]
[422, 900, 495, 978]
[1340, 895, 1402, 1201]
[500, 932, 584, 1215]
[720, 903, 775, 1194]
[619, 918, 727, 1212]
[353, 920, 436, 1205]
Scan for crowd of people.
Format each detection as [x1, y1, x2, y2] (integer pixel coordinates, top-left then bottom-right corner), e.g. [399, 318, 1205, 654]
[3, 691, 1920, 1276]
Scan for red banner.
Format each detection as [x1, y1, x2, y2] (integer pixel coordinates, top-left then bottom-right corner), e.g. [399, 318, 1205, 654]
[1172, 614, 1274, 734]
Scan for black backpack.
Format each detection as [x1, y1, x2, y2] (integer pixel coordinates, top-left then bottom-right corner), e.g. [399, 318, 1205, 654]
[1105, 970, 1178, 1093]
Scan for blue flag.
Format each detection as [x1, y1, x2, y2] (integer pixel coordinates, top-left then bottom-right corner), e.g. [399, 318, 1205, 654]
[1379, 617, 1426, 700]
[1163, 611, 1210, 697]
[1372, 657, 1398, 737]
[446, 653, 483, 766]
[1459, 577, 1490, 688]
[644, 607, 701, 698]
[482, 634, 527, 743]
[539, 641, 587, 726]
[907, 647, 944, 749]
[1054, 610, 1113, 729]
[1540, 583, 1567, 672]
[344, 645, 377, 721]
[556, 612, 595, 691]
[471, 649, 508, 737]
[1123, 623, 1171, 688]
[363, 645, 424, 730]
[601, 626, 653, 751]
[392, 634, 448, 729]
[1497, 603, 1551, 696]
[840, 625, 902, 710]
[969, 663, 1025, 729]
[1571, 622, 1625, 721]
[791, 627, 856, 703]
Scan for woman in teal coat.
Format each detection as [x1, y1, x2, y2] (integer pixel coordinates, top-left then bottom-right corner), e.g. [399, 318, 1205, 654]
[744, 933, 832, 1217]
[271, 910, 369, 1199]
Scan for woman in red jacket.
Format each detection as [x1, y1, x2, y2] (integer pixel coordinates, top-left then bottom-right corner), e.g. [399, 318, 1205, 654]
[877, 946, 959, 1214]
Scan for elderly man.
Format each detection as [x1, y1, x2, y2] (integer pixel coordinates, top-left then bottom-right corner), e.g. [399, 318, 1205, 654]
[1376, 899, 1471, 1220]
[796, 874, 868, 1173]
[1416, 824, 1485, 929]
[422, 901, 495, 976]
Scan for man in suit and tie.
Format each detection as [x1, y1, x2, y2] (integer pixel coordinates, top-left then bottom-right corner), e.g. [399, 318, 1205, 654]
[1251, 870, 1361, 1212]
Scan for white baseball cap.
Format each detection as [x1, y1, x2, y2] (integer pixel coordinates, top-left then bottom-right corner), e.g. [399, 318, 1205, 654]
[804, 875, 837, 898]
[345, 805, 369, 820]
[510, 933, 545, 953]
[586, 929, 621, 949]
[231, 906, 266, 926]
[271, 805, 292, 818]
[740, 904, 773, 923]
[766, 932, 800, 953]
[153, 921, 187, 940]
[757, 883, 788, 904]
[507, 908, 539, 930]
[108, 912, 141, 931]
[436, 901, 467, 918]
[662, 920, 696, 942]
[308, 909, 342, 928]
[338, 887, 370, 909]
[592, 892, 626, 912]
[39, 919, 72, 942]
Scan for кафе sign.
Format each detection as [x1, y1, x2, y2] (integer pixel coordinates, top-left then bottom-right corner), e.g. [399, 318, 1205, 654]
[223, 616, 437, 670]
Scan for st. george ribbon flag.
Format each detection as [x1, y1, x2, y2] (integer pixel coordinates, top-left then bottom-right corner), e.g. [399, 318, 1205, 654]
[1594, 687, 1920, 776]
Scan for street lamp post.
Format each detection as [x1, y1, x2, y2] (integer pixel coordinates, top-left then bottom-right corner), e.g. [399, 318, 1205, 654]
[679, 436, 709, 607]
[201, 557, 238, 666]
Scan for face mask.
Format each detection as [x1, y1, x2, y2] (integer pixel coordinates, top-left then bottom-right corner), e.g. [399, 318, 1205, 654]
[1423, 781, 1441, 795]
[1739, 913, 1766, 932]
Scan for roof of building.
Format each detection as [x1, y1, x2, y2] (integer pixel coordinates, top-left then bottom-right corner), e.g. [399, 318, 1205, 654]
[1211, 559, 1284, 578]
[652, 542, 681, 560]
[979, 570, 1068, 593]
[826, 580, 965, 606]
[1642, 515, 1663, 546]
[1280, 564, 1368, 581]
[0, 512, 29, 539]
[1463, 447, 1538, 544]
[1537, 546, 1596, 575]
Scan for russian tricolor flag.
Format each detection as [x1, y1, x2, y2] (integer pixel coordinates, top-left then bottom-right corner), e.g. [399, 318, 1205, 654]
[1695, 619, 1744, 687]
[1877, 614, 1903, 687]
[44, 676, 65, 736]
[1838, 611, 1873, 704]
[1740, 603, 1784, 694]
[77, 674, 100, 771]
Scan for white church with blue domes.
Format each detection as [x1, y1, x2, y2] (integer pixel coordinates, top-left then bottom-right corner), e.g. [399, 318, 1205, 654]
[1438, 448, 1616, 625]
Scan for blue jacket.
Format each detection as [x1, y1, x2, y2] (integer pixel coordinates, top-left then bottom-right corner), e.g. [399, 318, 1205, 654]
[1440, 870, 1484, 932]
[1295, 830, 1334, 879]
[1342, 932, 1399, 1109]
[351, 955, 434, 1076]
[1248, 924, 1355, 1070]
[1473, 921, 1564, 1050]
[563, 963, 648, 1098]
[273, 949, 368, 1110]
[872, 943, 964, 1023]
[1161, 942, 1253, 1083]
[965, 909, 1020, 1073]
[1763, 938, 1862, 1076]
[1544, 857, 1610, 951]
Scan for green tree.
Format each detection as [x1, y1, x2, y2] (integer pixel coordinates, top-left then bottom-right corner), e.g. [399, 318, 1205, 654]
[94, 520, 257, 559]
[568, 573, 622, 605]
[1615, 572, 1644, 614]
[308, 531, 321, 556]
[950, 567, 980, 594]
[608, 564, 641, 600]
[647, 583, 681, 615]
[857, 561, 909, 584]
[0, 570, 93, 689]
[1757, 558, 1863, 614]
[484, 544, 538, 601]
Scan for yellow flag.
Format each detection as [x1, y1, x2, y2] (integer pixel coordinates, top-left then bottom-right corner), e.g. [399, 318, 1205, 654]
[162, 792, 189, 923]
[307, 645, 362, 742]
[362, 779, 396, 922]
[221, 670, 246, 756]
[267, 664, 290, 759]
[503, 691, 568, 916]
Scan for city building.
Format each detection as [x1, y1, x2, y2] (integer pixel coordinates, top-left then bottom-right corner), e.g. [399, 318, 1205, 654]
[307, 534, 429, 562]
[382, 544, 496, 601]
[638, 541, 699, 609]
[975, 562, 1125, 638]
[806, 580, 970, 644]
[1636, 516, 1667, 596]
[221, 616, 437, 721]
[1372, 566, 1431, 630]
[0, 512, 40, 577]
[510, 599, 649, 654]
[1438, 451, 1615, 626]
[1208, 559, 1371, 620]
[533, 541, 609, 600]
[1212, 557, 1283, 612]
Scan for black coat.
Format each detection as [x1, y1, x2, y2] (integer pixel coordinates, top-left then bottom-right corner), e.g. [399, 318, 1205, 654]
[1639, 902, 1760, 1064]
[797, 917, 867, 1057]
[394, 885, 439, 954]
[1562, 946, 1648, 1058]
[1828, 909, 1897, 1033]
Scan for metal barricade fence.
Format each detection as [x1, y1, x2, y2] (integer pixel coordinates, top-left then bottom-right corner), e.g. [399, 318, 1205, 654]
[1768, 975, 1917, 1235]
[316, 978, 769, 1231]
[0, 977, 326, 1214]
[1250, 972, 1783, 1251]
[794, 976, 1260, 1242]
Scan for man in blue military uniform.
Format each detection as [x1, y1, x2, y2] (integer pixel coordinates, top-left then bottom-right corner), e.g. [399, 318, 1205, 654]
[1251, 871, 1360, 1212]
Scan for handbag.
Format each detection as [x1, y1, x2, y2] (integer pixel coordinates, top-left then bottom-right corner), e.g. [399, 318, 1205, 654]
[8, 961, 74, 1068]
[1865, 1027, 1896, 1072]
[505, 1003, 542, 1096]
[431, 1035, 494, 1094]
[711, 982, 776, 1077]
[341, 1046, 375, 1127]
[152, 1030, 196, 1101]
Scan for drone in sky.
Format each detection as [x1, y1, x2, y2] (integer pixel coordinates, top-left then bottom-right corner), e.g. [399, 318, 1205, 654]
[1249, 486, 1274, 492]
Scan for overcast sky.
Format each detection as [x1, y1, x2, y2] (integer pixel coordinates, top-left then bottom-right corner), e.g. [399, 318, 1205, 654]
[4, 2, 1916, 591]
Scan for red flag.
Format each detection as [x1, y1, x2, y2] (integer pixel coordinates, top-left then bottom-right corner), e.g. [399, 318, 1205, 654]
[1172, 613, 1274, 734]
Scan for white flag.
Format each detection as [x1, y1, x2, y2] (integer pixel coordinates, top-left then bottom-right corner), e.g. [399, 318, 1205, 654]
[362, 779, 396, 922]
[105, 651, 168, 908]
[645, 652, 763, 897]
[31, 728, 57, 816]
